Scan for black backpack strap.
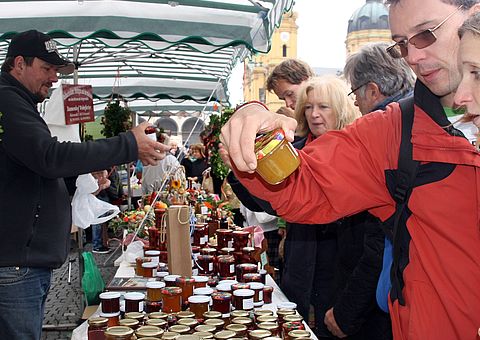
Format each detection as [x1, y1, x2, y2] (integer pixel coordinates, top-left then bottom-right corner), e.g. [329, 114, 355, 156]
[390, 96, 419, 306]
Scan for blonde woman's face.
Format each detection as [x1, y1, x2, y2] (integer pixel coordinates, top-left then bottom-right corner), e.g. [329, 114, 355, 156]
[454, 31, 480, 128]
[304, 90, 336, 137]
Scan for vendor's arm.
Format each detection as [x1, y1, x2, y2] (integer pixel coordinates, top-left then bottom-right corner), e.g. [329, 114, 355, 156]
[222, 103, 400, 225]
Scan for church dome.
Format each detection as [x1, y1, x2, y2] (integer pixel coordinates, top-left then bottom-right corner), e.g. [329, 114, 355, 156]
[347, 0, 389, 33]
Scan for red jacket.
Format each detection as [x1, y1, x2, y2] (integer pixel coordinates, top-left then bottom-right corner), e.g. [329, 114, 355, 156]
[236, 97, 480, 339]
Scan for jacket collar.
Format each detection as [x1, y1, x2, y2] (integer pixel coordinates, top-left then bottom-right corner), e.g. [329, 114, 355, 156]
[411, 80, 479, 166]
[0, 71, 42, 105]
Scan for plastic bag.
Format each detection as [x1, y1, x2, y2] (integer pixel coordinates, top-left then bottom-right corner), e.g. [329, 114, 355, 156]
[72, 174, 120, 229]
[81, 251, 105, 305]
[124, 240, 146, 264]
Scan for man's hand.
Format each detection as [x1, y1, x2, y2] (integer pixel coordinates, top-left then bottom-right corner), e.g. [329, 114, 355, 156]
[91, 170, 111, 195]
[324, 308, 347, 338]
[220, 103, 297, 173]
[131, 121, 170, 166]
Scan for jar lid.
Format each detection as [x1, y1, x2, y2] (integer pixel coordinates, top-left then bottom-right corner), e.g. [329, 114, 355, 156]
[217, 255, 235, 263]
[177, 335, 201, 340]
[195, 324, 217, 333]
[225, 323, 247, 332]
[276, 309, 296, 317]
[192, 275, 209, 283]
[242, 246, 256, 253]
[254, 129, 285, 158]
[216, 283, 233, 292]
[164, 274, 181, 282]
[204, 318, 225, 327]
[145, 250, 161, 256]
[176, 276, 195, 284]
[163, 331, 181, 340]
[124, 292, 145, 300]
[149, 311, 168, 319]
[176, 311, 195, 319]
[220, 247, 235, 253]
[146, 281, 166, 289]
[200, 247, 217, 254]
[178, 318, 199, 327]
[197, 254, 214, 260]
[214, 330, 237, 339]
[248, 329, 272, 339]
[142, 261, 158, 269]
[211, 292, 232, 300]
[231, 317, 252, 325]
[169, 325, 191, 334]
[217, 279, 238, 286]
[124, 311, 146, 320]
[232, 230, 250, 236]
[237, 263, 257, 270]
[256, 315, 278, 323]
[248, 282, 264, 290]
[203, 311, 222, 319]
[277, 301, 297, 310]
[284, 315, 303, 322]
[104, 326, 134, 336]
[156, 271, 170, 278]
[263, 338, 283, 340]
[100, 311, 121, 318]
[230, 310, 249, 318]
[99, 291, 121, 299]
[161, 287, 182, 295]
[193, 331, 214, 339]
[243, 273, 261, 280]
[188, 295, 210, 304]
[87, 317, 108, 326]
[258, 322, 278, 331]
[233, 288, 254, 297]
[146, 318, 167, 327]
[136, 325, 164, 337]
[216, 229, 233, 235]
[254, 309, 273, 317]
[194, 287, 214, 296]
[119, 318, 140, 327]
[288, 330, 311, 338]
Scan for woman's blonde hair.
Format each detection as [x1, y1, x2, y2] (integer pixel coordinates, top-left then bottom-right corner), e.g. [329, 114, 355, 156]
[190, 143, 206, 159]
[294, 76, 360, 137]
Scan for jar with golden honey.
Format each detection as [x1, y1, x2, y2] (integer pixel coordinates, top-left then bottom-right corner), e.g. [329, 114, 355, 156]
[100, 312, 120, 328]
[188, 295, 210, 319]
[104, 326, 135, 340]
[161, 287, 183, 313]
[135, 257, 151, 277]
[146, 281, 165, 301]
[176, 276, 196, 308]
[142, 262, 158, 278]
[88, 317, 108, 340]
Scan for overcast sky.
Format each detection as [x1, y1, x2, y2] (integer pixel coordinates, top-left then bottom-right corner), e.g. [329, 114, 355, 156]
[228, 0, 373, 105]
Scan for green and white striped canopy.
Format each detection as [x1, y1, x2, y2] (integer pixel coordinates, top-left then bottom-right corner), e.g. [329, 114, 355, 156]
[0, 0, 294, 104]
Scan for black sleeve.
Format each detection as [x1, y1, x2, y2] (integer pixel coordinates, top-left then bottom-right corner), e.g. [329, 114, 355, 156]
[226, 171, 277, 215]
[332, 215, 386, 335]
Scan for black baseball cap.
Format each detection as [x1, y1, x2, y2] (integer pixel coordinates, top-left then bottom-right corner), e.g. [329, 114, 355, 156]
[6, 30, 75, 75]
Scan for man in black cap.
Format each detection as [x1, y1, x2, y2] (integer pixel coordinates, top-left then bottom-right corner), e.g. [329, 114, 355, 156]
[0, 30, 169, 339]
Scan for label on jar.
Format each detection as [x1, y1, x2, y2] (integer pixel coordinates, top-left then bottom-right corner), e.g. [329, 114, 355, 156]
[200, 236, 208, 245]
[222, 313, 231, 318]
[230, 264, 235, 274]
[228, 240, 233, 248]
[243, 298, 254, 310]
[139, 301, 144, 312]
[192, 268, 199, 276]
[201, 206, 209, 215]
[259, 291, 263, 301]
[209, 263, 213, 272]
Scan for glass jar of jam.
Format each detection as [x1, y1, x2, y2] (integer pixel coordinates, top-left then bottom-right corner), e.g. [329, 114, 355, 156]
[159, 250, 169, 263]
[88, 317, 108, 340]
[196, 255, 215, 275]
[124, 312, 146, 325]
[231, 316, 254, 330]
[200, 247, 217, 256]
[203, 318, 225, 331]
[161, 287, 183, 313]
[100, 292, 121, 314]
[192, 275, 209, 289]
[248, 329, 272, 340]
[193, 286, 214, 306]
[146, 281, 165, 301]
[219, 247, 235, 256]
[248, 282, 264, 307]
[195, 324, 217, 333]
[232, 230, 250, 251]
[216, 283, 233, 294]
[241, 247, 256, 264]
[216, 229, 233, 249]
[175, 276, 196, 308]
[124, 292, 145, 313]
[214, 330, 237, 340]
[256, 315, 278, 324]
[135, 325, 164, 338]
[257, 322, 279, 337]
[193, 224, 209, 247]
[203, 311, 222, 320]
[119, 318, 140, 330]
[145, 318, 168, 330]
[258, 269, 267, 285]
[254, 129, 300, 185]
[230, 310, 250, 319]
[145, 300, 162, 313]
[236, 263, 258, 282]
[162, 331, 181, 340]
[211, 292, 232, 318]
[287, 329, 310, 340]
[169, 325, 191, 335]
[242, 273, 262, 283]
[142, 261, 158, 278]
[232, 289, 254, 311]
[262, 286, 273, 304]
[188, 295, 210, 319]
[225, 323, 248, 338]
[231, 283, 250, 291]
[148, 311, 168, 320]
[283, 323, 305, 339]
[164, 274, 181, 287]
[177, 317, 199, 331]
[148, 226, 160, 250]
[104, 326, 134, 340]
[145, 250, 160, 264]
[136, 257, 151, 277]
[217, 255, 236, 278]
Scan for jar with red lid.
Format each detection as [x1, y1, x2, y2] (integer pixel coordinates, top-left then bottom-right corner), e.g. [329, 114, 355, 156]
[217, 255, 235, 277]
[193, 224, 209, 247]
[161, 287, 183, 313]
[232, 230, 250, 251]
[236, 263, 258, 282]
[216, 229, 233, 249]
[175, 276, 196, 308]
[232, 289, 254, 311]
[262, 286, 273, 304]
[231, 283, 250, 291]
[88, 317, 108, 340]
[196, 255, 215, 275]
[242, 273, 262, 283]
[211, 292, 232, 318]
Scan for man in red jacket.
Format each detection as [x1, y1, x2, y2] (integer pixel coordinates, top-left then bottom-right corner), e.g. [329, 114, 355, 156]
[220, 0, 480, 339]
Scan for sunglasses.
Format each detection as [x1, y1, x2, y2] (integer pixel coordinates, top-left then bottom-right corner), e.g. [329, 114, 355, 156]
[348, 82, 369, 96]
[387, 5, 463, 59]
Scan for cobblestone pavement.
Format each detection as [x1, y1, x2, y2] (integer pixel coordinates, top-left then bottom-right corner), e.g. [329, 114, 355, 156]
[41, 239, 121, 340]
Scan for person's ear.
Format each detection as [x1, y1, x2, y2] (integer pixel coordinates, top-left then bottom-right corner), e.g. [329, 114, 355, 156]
[365, 82, 381, 101]
[468, 3, 480, 16]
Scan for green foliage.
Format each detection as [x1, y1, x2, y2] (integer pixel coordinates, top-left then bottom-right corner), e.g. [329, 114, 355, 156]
[204, 107, 235, 180]
[101, 100, 133, 138]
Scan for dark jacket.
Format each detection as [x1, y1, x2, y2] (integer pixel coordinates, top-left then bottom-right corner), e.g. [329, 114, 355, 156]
[181, 157, 208, 184]
[0, 72, 138, 268]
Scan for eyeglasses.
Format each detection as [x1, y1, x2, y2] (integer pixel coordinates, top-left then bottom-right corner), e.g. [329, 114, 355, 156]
[348, 82, 369, 96]
[386, 5, 463, 59]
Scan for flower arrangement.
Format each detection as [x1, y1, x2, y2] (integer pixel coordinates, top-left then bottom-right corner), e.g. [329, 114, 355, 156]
[108, 207, 154, 239]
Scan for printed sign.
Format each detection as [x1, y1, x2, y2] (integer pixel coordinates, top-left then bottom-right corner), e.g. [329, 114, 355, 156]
[63, 84, 94, 125]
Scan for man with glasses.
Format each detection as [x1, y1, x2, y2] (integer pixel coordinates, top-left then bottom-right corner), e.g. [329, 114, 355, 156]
[219, 0, 480, 338]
